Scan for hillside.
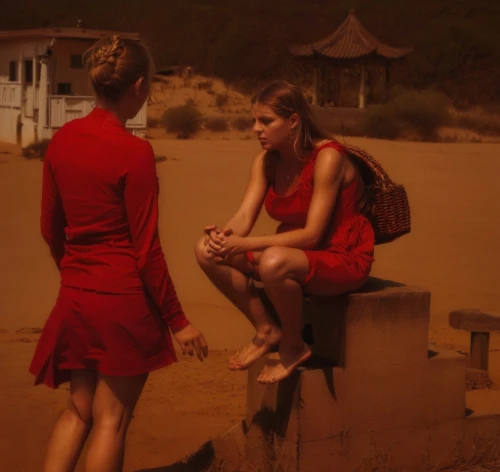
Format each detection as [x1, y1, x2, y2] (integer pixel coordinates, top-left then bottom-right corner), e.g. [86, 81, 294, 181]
[1, 0, 499, 107]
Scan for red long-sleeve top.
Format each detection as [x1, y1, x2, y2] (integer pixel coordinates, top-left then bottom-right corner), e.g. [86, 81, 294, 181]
[40, 107, 189, 333]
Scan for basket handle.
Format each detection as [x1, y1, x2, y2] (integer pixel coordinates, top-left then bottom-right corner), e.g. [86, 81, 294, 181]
[344, 144, 393, 186]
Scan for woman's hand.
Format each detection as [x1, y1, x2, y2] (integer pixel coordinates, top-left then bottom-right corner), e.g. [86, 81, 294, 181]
[173, 323, 208, 361]
[204, 225, 233, 261]
[212, 233, 250, 258]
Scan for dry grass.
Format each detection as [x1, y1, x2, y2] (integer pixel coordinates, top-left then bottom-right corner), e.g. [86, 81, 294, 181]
[204, 115, 230, 132]
[452, 107, 500, 137]
[200, 428, 500, 472]
[232, 115, 254, 132]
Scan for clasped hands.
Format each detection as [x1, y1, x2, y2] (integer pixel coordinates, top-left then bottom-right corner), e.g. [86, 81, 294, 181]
[203, 224, 250, 261]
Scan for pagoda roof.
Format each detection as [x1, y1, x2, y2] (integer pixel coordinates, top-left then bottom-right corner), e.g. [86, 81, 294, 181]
[289, 9, 413, 60]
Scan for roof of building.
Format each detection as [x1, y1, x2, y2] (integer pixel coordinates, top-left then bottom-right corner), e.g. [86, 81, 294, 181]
[0, 27, 140, 42]
[288, 10, 413, 60]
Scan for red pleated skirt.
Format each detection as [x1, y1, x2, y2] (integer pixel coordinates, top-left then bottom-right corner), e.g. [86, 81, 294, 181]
[29, 285, 178, 389]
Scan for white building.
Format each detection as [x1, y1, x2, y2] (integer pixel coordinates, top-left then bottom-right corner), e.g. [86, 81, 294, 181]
[0, 27, 148, 147]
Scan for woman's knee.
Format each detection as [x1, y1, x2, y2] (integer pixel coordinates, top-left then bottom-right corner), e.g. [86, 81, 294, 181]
[194, 236, 214, 268]
[67, 395, 93, 427]
[67, 370, 96, 426]
[258, 247, 290, 281]
[92, 374, 146, 433]
[92, 406, 130, 433]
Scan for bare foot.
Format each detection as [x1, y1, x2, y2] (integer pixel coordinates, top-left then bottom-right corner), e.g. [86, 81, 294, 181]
[228, 327, 282, 371]
[257, 344, 312, 384]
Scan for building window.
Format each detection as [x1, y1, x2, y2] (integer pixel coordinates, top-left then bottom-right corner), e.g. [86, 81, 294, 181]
[24, 60, 33, 83]
[57, 83, 72, 95]
[70, 54, 84, 68]
[9, 61, 17, 81]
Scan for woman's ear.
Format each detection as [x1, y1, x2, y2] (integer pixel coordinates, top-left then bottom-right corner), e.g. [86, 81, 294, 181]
[289, 113, 300, 133]
[134, 77, 145, 96]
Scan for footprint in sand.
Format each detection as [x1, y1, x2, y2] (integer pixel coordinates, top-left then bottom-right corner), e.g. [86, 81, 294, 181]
[16, 327, 42, 334]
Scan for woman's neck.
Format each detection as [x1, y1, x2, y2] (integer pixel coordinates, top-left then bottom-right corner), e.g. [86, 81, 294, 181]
[276, 142, 309, 162]
[95, 99, 128, 126]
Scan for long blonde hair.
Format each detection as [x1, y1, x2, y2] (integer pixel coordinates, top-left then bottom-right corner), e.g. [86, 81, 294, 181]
[83, 35, 153, 102]
[251, 80, 335, 153]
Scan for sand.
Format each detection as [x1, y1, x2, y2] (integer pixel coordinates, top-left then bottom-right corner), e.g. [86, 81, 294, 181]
[0, 135, 499, 470]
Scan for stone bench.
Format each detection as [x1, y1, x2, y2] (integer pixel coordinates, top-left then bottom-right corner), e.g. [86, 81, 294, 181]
[243, 278, 470, 471]
[449, 308, 500, 389]
[169, 279, 500, 472]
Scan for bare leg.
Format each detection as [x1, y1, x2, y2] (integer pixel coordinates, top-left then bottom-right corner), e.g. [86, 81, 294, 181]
[195, 237, 281, 370]
[43, 370, 97, 472]
[257, 247, 313, 384]
[83, 373, 147, 472]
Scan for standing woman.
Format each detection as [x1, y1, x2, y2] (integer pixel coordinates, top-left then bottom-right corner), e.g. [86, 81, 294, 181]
[30, 35, 207, 471]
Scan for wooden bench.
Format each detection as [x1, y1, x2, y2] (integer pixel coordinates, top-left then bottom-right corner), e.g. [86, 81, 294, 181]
[449, 308, 500, 389]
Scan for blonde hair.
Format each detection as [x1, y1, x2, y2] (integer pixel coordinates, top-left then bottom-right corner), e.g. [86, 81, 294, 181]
[83, 35, 153, 102]
[251, 81, 332, 152]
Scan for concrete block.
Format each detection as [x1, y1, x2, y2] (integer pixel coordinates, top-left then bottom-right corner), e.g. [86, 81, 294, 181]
[303, 277, 431, 375]
[418, 344, 467, 423]
[296, 367, 345, 442]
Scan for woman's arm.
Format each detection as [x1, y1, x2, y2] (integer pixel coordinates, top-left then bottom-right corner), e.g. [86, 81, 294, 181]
[219, 151, 270, 236]
[124, 141, 189, 333]
[40, 148, 67, 270]
[216, 148, 347, 255]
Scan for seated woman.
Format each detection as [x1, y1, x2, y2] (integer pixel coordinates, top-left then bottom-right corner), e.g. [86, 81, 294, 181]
[195, 81, 375, 384]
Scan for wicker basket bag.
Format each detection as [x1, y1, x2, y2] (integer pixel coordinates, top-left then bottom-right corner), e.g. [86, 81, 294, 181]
[343, 144, 411, 245]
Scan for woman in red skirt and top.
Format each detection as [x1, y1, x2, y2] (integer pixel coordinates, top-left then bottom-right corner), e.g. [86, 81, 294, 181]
[195, 81, 374, 384]
[30, 36, 207, 471]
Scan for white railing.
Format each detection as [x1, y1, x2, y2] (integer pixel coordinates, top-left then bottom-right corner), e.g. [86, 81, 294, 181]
[127, 102, 147, 128]
[49, 95, 95, 128]
[49, 95, 147, 130]
[0, 82, 22, 108]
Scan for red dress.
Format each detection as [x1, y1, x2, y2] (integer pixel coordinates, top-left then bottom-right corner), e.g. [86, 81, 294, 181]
[248, 141, 375, 293]
[29, 107, 189, 388]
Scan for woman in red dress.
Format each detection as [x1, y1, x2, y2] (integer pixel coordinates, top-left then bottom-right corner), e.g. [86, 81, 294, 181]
[195, 81, 374, 384]
[30, 35, 208, 471]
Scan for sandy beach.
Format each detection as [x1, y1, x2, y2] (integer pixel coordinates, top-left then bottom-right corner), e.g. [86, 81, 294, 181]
[0, 136, 499, 470]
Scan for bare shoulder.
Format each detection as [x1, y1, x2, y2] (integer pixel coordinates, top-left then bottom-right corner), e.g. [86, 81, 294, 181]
[315, 146, 345, 168]
[313, 145, 348, 186]
[253, 149, 268, 165]
[252, 150, 275, 175]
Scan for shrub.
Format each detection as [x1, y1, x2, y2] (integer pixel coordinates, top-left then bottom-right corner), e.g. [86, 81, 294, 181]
[204, 116, 229, 132]
[215, 92, 229, 110]
[363, 89, 451, 141]
[197, 80, 213, 91]
[454, 108, 500, 136]
[232, 114, 253, 132]
[21, 139, 51, 160]
[161, 105, 203, 138]
[147, 116, 161, 128]
[362, 106, 403, 140]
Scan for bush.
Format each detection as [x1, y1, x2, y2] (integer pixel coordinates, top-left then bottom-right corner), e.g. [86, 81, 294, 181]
[363, 89, 451, 141]
[21, 139, 51, 160]
[147, 116, 161, 128]
[215, 93, 229, 110]
[454, 108, 500, 136]
[204, 116, 229, 132]
[197, 80, 213, 91]
[362, 106, 403, 140]
[232, 115, 253, 132]
[161, 105, 203, 138]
